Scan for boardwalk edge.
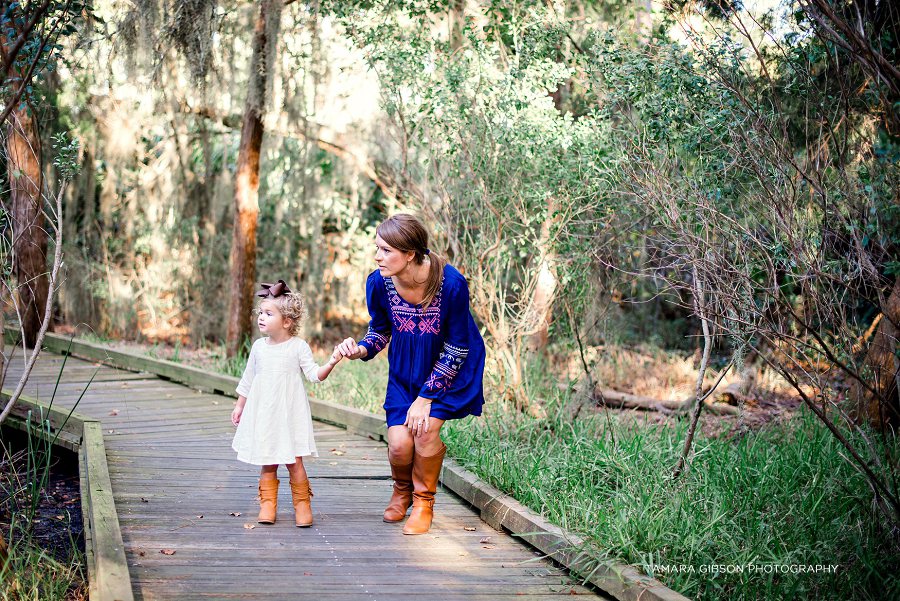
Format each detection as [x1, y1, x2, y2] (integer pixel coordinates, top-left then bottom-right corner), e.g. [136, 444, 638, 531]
[439, 459, 691, 601]
[1, 388, 135, 601]
[5, 328, 391, 442]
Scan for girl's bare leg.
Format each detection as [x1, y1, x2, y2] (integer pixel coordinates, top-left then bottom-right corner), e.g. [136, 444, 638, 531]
[260, 464, 278, 480]
[286, 457, 308, 481]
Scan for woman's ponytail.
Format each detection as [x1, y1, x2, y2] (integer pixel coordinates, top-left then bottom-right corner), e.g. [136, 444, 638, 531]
[421, 250, 446, 310]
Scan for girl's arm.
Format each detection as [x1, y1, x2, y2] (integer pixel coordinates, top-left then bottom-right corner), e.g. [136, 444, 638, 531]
[315, 345, 346, 381]
[235, 342, 258, 397]
[231, 395, 247, 426]
[297, 339, 348, 383]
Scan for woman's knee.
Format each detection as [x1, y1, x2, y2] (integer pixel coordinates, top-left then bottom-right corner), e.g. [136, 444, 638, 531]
[413, 429, 443, 451]
[387, 429, 415, 462]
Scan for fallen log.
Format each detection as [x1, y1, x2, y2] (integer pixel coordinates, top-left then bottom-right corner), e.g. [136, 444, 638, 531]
[593, 388, 741, 416]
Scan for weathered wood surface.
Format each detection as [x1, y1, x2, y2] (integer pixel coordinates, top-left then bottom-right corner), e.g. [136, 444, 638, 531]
[3, 352, 609, 600]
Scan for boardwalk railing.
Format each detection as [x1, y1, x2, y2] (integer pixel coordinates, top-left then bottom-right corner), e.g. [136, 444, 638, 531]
[1, 388, 134, 601]
[4, 327, 690, 601]
[4, 329, 387, 442]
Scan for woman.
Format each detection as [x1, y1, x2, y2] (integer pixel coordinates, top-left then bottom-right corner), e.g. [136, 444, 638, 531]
[337, 214, 485, 535]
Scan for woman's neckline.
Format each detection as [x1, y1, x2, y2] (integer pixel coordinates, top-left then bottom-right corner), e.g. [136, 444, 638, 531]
[389, 276, 426, 306]
[386, 264, 446, 307]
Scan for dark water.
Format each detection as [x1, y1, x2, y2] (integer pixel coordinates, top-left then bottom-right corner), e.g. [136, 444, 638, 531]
[0, 425, 85, 562]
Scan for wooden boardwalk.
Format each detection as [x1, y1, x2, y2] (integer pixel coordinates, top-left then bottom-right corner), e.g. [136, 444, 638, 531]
[4, 350, 609, 600]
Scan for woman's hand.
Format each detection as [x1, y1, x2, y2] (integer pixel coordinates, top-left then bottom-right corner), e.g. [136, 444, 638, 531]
[404, 396, 433, 437]
[336, 337, 366, 360]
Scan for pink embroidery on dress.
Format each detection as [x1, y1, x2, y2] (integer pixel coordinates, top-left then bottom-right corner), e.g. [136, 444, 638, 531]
[384, 276, 444, 336]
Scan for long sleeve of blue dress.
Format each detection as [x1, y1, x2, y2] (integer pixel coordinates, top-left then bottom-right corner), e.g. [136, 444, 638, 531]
[358, 272, 391, 362]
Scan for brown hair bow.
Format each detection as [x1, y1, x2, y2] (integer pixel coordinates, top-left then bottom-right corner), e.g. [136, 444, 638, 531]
[255, 280, 292, 298]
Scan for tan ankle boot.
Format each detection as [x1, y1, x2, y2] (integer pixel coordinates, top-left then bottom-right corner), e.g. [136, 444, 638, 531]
[403, 445, 446, 535]
[257, 479, 278, 524]
[289, 480, 314, 527]
[383, 457, 414, 523]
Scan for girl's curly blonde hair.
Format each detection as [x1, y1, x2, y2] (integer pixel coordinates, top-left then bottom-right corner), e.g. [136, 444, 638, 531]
[258, 292, 307, 337]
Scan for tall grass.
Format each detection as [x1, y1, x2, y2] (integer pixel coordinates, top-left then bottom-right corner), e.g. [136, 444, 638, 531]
[1, 342, 89, 600]
[310, 353, 388, 414]
[442, 394, 900, 600]
[1, 420, 85, 601]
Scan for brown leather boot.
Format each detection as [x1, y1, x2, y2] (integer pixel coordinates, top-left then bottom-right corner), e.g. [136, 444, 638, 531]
[257, 479, 278, 524]
[289, 480, 314, 527]
[383, 457, 414, 522]
[403, 444, 446, 535]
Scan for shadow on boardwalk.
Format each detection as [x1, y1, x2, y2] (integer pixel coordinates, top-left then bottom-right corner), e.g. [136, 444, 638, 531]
[5, 351, 610, 600]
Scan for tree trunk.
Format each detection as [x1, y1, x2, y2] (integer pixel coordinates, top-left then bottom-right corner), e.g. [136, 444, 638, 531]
[673, 265, 713, 479]
[225, 0, 277, 357]
[526, 198, 557, 354]
[450, 0, 465, 51]
[852, 277, 900, 430]
[7, 101, 48, 348]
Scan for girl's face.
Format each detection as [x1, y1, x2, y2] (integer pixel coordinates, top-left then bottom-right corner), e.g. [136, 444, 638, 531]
[257, 300, 291, 336]
[374, 234, 414, 277]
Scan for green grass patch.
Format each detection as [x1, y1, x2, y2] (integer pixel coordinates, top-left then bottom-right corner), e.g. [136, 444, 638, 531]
[442, 400, 900, 600]
[309, 353, 388, 414]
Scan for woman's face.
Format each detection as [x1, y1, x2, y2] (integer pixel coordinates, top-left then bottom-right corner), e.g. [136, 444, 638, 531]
[374, 234, 414, 277]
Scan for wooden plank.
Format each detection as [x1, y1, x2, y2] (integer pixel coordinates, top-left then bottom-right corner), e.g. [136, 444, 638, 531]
[2, 415, 81, 452]
[7, 328, 388, 439]
[83, 421, 135, 601]
[80, 442, 99, 601]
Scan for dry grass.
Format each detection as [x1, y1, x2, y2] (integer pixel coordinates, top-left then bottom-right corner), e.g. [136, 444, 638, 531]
[558, 342, 800, 402]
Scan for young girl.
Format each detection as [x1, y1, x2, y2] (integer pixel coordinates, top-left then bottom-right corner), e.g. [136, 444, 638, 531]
[230, 280, 347, 527]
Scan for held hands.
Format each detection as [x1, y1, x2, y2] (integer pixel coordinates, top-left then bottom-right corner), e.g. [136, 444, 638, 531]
[404, 396, 433, 437]
[328, 345, 345, 366]
[335, 337, 367, 360]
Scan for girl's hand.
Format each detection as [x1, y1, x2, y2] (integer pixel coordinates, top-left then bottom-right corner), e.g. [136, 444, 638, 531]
[336, 337, 366, 360]
[329, 345, 344, 365]
[404, 396, 433, 437]
[231, 405, 243, 427]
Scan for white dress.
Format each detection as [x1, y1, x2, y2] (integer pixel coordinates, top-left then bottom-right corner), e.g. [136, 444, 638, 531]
[232, 337, 321, 465]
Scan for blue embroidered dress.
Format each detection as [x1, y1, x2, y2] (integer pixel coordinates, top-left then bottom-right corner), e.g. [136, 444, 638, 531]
[358, 264, 485, 427]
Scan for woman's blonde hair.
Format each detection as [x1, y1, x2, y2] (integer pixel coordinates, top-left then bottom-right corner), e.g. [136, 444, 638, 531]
[258, 292, 306, 337]
[376, 214, 445, 309]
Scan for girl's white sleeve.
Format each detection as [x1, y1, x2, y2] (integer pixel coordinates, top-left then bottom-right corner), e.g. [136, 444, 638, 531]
[235, 342, 258, 397]
[297, 340, 322, 383]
